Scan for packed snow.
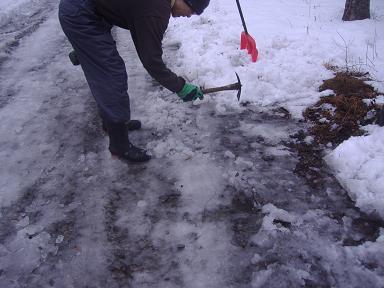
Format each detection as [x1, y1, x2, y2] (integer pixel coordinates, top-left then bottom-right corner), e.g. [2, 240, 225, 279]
[0, 0, 30, 17]
[325, 125, 384, 218]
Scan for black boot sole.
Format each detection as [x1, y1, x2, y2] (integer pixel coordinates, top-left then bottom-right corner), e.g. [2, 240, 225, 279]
[110, 149, 151, 163]
[111, 153, 151, 163]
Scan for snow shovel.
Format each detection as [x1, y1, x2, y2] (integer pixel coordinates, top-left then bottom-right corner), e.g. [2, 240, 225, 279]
[201, 73, 242, 101]
[236, 0, 258, 62]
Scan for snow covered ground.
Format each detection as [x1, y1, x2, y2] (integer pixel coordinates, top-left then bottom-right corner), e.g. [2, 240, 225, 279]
[0, 0, 31, 17]
[1, 0, 384, 287]
[166, 0, 384, 225]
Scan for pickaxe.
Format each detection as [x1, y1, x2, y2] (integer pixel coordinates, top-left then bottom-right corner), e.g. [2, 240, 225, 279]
[68, 50, 243, 101]
[201, 73, 242, 101]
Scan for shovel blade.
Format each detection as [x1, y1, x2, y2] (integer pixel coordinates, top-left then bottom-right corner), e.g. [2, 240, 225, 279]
[240, 32, 248, 50]
[240, 32, 258, 62]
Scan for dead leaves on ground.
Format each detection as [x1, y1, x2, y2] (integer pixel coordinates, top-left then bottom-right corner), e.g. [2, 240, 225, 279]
[304, 71, 381, 146]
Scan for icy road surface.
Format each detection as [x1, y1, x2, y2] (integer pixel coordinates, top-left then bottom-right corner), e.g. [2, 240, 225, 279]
[1, 2, 384, 288]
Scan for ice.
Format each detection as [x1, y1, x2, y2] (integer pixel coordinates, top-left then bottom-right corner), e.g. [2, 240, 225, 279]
[239, 122, 291, 145]
[250, 253, 261, 265]
[174, 156, 225, 214]
[264, 146, 291, 157]
[224, 150, 236, 159]
[234, 157, 254, 170]
[55, 235, 64, 244]
[375, 95, 384, 105]
[137, 200, 148, 208]
[251, 269, 273, 288]
[260, 204, 299, 232]
[0, 0, 384, 287]
[16, 216, 30, 229]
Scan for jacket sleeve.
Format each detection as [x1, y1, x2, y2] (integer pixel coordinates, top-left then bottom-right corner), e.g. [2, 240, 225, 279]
[131, 16, 185, 93]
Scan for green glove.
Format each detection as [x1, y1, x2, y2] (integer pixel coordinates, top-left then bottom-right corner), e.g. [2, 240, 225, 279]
[177, 83, 204, 102]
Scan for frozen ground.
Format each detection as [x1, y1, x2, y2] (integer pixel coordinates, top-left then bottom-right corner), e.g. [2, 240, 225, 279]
[0, 0, 384, 287]
[166, 0, 384, 230]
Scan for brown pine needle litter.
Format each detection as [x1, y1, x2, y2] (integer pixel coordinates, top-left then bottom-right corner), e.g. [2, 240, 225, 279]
[303, 71, 382, 146]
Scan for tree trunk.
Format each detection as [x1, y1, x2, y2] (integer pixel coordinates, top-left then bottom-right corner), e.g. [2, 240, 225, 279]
[342, 0, 370, 21]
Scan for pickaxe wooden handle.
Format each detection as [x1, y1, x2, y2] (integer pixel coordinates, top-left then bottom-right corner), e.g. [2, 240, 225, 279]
[201, 73, 242, 101]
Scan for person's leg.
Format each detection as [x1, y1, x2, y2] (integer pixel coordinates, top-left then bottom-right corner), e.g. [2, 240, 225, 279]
[59, 0, 129, 123]
[103, 121, 151, 162]
[101, 119, 142, 133]
[59, 0, 150, 162]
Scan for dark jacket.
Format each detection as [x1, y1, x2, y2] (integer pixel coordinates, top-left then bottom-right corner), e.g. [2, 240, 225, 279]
[94, 0, 185, 92]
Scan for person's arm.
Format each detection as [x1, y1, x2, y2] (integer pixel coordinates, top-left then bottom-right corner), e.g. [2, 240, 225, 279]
[131, 16, 185, 93]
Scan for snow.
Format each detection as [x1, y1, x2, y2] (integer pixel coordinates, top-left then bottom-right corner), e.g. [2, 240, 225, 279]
[0, 0, 30, 17]
[252, 207, 384, 287]
[1, 0, 384, 287]
[325, 125, 384, 218]
[239, 122, 293, 145]
[155, 0, 384, 285]
[167, 0, 384, 223]
[168, 0, 384, 116]
[0, 14, 71, 207]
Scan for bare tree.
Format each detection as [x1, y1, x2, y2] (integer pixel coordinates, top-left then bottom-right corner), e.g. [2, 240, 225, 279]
[342, 0, 370, 21]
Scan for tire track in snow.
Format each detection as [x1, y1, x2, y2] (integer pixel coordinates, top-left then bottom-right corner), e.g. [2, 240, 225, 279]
[104, 167, 184, 287]
[0, 7, 121, 288]
[0, 1, 65, 109]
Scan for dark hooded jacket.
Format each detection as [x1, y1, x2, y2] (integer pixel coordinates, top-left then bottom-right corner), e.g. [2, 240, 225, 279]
[94, 0, 185, 92]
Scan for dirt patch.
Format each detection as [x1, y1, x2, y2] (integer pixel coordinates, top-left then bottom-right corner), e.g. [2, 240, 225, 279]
[286, 70, 383, 189]
[319, 71, 375, 96]
[303, 71, 381, 146]
[286, 130, 327, 188]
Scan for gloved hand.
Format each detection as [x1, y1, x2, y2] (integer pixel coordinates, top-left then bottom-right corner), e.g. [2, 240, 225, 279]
[177, 83, 204, 102]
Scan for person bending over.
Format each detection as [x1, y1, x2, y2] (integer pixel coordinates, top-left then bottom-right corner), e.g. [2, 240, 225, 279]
[58, 0, 210, 162]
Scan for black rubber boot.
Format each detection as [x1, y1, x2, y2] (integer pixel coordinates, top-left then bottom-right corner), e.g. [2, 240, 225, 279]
[377, 107, 384, 127]
[102, 119, 141, 133]
[104, 121, 151, 162]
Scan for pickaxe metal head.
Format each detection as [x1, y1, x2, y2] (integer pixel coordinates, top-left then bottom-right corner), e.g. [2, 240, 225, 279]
[235, 72, 242, 101]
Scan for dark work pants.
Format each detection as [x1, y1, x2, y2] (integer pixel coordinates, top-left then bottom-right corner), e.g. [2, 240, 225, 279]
[58, 0, 130, 123]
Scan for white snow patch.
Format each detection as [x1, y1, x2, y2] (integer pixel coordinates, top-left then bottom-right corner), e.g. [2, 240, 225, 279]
[251, 269, 273, 288]
[224, 150, 236, 159]
[175, 156, 224, 214]
[239, 122, 290, 145]
[264, 146, 291, 157]
[325, 125, 384, 218]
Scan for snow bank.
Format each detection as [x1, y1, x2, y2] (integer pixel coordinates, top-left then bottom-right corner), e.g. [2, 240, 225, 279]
[325, 125, 384, 218]
[167, 0, 384, 117]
